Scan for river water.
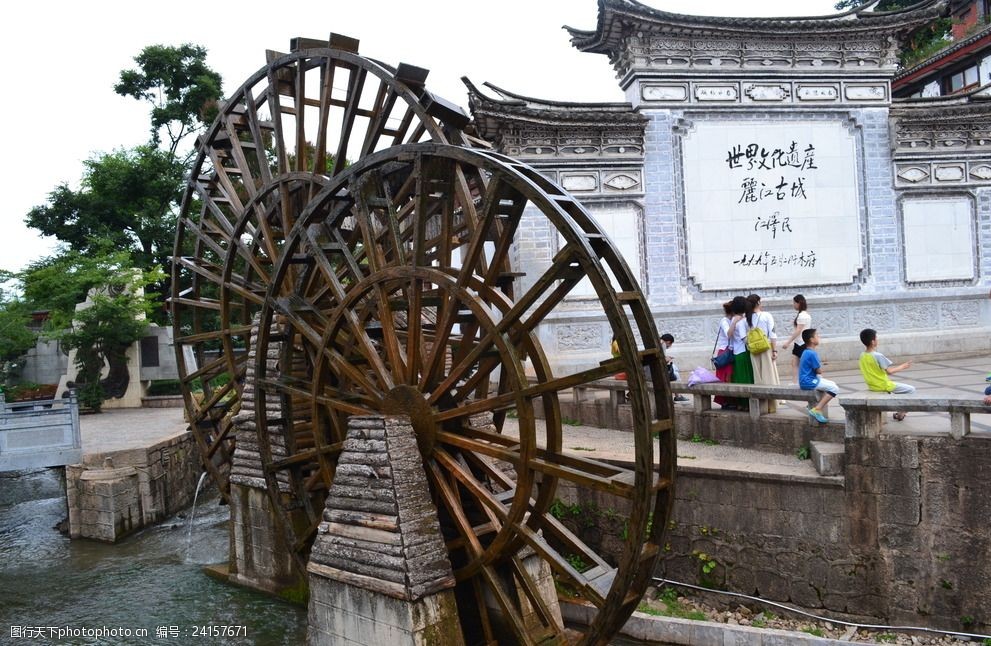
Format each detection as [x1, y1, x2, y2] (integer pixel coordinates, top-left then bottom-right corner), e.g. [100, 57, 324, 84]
[0, 469, 307, 645]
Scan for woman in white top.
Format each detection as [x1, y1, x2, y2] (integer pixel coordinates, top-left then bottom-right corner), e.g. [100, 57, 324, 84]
[713, 300, 735, 408]
[747, 293, 780, 412]
[778, 294, 811, 381]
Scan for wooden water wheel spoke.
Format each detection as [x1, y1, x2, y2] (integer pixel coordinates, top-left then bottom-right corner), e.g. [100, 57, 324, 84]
[508, 553, 568, 639]
[405, 276, 424, 385]
[437, 443, 612, 609]
[425, 459, 488, 566]
[181, 352, 231, 384]
[175, 325, 252, 344]
[205, 152, 247, 213]
[435, 446, 531, 534]
[242, 87, 274, 186]
[469, 575, 498, 646]
[434, 358, 624, 422]
[312, 60, 334, 172]
[265, 70, 290, 174]
[358, 84, 397, 157]
[478, 562, 539, 646]
[317, 348, 383, 403]
[221, 126, 259, 201]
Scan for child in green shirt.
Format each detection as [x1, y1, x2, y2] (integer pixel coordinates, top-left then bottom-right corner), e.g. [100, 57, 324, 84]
[858, 328, 914, 421]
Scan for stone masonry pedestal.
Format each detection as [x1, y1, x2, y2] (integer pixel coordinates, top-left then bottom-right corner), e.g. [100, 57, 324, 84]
[307, 416, 464, 646]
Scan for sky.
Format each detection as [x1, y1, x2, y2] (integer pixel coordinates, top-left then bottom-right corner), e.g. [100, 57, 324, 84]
[0, 0, 841, 274]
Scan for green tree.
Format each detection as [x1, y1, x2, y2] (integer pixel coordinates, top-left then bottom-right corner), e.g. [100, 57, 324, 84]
[18, 248, 140, 329]
[0, 289, 37, 386]
[24, 145, 185, 299]
[115, 43, 223, 157]
[834, 0, 953, 67]
[16, 249, 163, 410]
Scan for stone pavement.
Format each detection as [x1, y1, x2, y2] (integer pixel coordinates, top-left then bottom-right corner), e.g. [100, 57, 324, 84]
[79, 406, 187, 462]
[73, 355, 991, 472]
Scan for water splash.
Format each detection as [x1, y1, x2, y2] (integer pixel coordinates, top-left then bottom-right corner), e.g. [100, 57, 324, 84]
[185, 471, 208, 559]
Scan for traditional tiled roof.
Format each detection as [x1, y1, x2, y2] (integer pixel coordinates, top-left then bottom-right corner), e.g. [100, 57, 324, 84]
[463, 77, 645, 142]
[894, 23, 991, 86]
[892, 80, 991, 113]
[566, 0, 948, 54]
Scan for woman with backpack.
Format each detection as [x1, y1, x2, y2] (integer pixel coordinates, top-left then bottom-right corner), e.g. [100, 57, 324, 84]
[726, 296, 754, 407]
[746, 293, 780, 412]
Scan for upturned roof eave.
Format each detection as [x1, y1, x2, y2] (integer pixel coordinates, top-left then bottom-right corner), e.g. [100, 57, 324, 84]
[891, 80, 991, 111]
[566, 0, 948, 55]
[463, 77, 647, 128]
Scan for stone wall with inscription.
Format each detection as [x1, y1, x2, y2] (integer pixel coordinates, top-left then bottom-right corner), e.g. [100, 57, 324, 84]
[474, 7, 991, 373]
[681, 119, 860, 290]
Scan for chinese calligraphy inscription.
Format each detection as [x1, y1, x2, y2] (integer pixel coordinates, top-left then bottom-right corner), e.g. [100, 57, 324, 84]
[681, 120, 862, 290]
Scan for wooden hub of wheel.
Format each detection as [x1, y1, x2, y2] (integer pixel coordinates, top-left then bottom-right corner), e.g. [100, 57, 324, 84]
[382, 385, 436, 457]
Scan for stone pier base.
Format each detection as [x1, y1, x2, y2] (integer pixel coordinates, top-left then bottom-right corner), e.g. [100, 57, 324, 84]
[228, 482, 298, 596]
[306, 415, 464, 646]
[308, 569, 463, 645]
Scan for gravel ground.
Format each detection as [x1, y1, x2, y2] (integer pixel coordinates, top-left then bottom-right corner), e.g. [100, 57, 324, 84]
[639, 585, 989, 645]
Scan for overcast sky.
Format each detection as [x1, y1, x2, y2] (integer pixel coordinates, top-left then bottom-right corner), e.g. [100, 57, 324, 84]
[0, 0, 841, 273]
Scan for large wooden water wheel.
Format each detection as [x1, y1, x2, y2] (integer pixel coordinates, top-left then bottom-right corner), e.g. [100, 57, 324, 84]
[251, 142, 676, 644]
[171, 36, 470, 501]
[173, 39, 676, 645]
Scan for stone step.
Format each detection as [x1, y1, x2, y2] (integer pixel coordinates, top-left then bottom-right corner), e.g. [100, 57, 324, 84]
[810, 441, 845, 476]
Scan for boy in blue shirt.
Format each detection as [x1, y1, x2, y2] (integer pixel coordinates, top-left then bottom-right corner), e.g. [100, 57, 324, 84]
[798, 328, 839, 423]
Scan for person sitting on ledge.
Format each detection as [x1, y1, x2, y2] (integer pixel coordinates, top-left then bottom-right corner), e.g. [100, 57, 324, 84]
[798, 328, 838, 424]
[858, 328, 915, 421]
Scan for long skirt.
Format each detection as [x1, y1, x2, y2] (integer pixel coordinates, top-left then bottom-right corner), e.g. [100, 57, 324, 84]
[750, 348, 780, 413]
[713, 348, 734, 407]
[731, 351, 754, 408]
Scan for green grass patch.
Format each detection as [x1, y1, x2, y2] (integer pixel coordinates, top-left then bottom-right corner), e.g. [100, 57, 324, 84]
[639, 588, 707, 621]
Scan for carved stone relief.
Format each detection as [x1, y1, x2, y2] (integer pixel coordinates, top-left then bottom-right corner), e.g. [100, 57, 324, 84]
[694, 85, 739, 101]
[561, 174, 598, 192]
[896, 166, 929, 184]
[845, 85, 886, 101]
[895, 161, 991, 187]
[745, 84, 790, 102]
[555, 324, 604, 351]
[796, 85, 839, 101]
[897, 303, 931, 329]
[934, 165, 965, 182]
[971, 165, 991, 181]
[851, 305, 895, 330]
[641, 85, 688, 102]
[941, 301, 980, 327]
[814, 308, 852, 336]
[626, 34, 898, 76]
[603, 173, 641, 191]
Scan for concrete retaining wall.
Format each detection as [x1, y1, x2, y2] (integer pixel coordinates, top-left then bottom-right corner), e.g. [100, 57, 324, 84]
[65, 431, 201, 542]
[555, 411, 991, 634]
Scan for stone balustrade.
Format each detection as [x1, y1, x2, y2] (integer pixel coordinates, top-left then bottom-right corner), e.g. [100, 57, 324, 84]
[566, 379, 991, 441]
[0, 390, 81, 471]
[841, 395, 990, 440]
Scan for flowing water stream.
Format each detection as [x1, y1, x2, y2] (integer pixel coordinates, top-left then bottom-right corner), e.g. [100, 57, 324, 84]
[0, 468, 307, 644]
